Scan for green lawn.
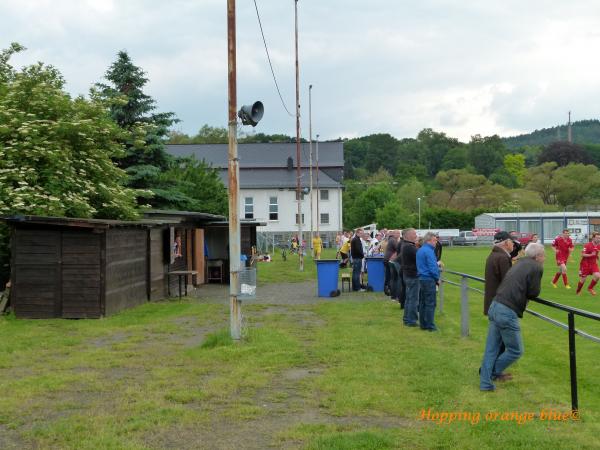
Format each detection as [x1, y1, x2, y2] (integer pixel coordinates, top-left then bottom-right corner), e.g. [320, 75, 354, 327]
[0, 245, 598, 449]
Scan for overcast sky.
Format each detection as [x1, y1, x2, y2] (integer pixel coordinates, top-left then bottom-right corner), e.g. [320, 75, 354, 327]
[3, 0, 600, 142]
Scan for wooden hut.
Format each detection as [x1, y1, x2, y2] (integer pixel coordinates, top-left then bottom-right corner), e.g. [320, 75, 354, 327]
[1, 212, 261, 319]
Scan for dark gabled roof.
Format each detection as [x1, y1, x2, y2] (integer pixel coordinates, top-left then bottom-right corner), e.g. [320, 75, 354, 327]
[217, 168, 341, 189]
[143, 210, 226, 221]
[0, 215, 177, 229]
[165, 142, 344, 169]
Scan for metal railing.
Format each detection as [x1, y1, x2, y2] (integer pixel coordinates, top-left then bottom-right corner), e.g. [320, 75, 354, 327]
[440, 269, 600, 412]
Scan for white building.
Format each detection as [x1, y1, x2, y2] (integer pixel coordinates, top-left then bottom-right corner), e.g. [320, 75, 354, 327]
[166, 142, 344, 246]
[475, 212, 600, 244]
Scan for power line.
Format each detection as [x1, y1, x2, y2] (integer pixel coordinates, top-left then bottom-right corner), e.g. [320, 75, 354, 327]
[253, 0, 294, 117]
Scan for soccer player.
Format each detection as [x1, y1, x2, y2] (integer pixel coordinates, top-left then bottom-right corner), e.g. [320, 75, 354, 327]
[576, 232, 600, 295]
[551, 229, 574, 289]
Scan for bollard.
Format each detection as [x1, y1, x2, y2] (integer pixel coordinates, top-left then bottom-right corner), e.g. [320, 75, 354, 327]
[460, 276, 469, 337]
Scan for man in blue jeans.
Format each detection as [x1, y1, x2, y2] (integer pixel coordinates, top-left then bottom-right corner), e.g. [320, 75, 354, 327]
[401, 228, 419, 326]
[480, 242, 544, 391]
[416, 232, 440, 331]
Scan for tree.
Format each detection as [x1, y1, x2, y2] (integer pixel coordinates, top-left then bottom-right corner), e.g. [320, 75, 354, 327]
[343, 182, 395, 229]
[95, 51, 178, 205]
[153, 156, 228, 214]
[503, 153, 526, 187]
[538, 141, 592, 167]
[468, 134, 507, 177]
[525, 162, 559, 205]
[441, 146, 469, 170]
[435, 169, 486, 204]
[0, 44, 139, 220]
[553, 163, 600, 208]
[397, 178, 426, 213]
[375, 200, 416, 229]
[416, 128, 462, 177]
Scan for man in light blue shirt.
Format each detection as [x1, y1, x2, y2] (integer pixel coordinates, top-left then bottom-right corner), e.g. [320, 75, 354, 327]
[416, 232, 440, 331]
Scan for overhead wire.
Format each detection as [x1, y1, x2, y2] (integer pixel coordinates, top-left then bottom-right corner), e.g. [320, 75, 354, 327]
[252, 0, 294, 117]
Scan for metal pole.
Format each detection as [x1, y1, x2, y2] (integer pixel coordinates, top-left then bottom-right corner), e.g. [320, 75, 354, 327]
[294, 0, 303, 271]
[316, 135, 320, 236]
[309, 84, 313, 249]
[438, 277, 444, 313]
[568, 312, 579, 411]
[227, 0, 242, 340]
[460, 276, 469, 337]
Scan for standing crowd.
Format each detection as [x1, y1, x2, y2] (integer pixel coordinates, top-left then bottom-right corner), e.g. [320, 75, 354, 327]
[335, 228, 443, 331]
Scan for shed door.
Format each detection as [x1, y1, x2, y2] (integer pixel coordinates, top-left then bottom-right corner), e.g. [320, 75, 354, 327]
[61, 230, 102, 318]
[13, 229, 61, 318]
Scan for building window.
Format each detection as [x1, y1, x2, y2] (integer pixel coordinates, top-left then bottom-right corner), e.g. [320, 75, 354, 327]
[320, 213, 329, 225]
[295, 214, 305, 224]
[520, 220, 540, 235]
[269, 196, 278, 221]
[497, 220, 517, 232]
[320, 189, 329, 201]
[244, 197, 254, 219]
[544, 219, 564, 240]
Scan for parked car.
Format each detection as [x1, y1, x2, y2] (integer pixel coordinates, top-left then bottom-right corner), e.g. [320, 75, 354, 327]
[453, 230, 478, 246]
[513, 232, 535, 246]
[438, 236, 453, 246]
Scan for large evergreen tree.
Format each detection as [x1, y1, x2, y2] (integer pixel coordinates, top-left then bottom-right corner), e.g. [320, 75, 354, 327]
[95, 51, 177, 204]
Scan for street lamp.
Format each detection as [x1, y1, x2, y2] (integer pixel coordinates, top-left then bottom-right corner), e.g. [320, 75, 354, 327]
[417, 197, 421, 229]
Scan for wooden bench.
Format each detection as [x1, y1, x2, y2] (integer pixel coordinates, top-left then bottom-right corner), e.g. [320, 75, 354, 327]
[167, 270, 198, 298]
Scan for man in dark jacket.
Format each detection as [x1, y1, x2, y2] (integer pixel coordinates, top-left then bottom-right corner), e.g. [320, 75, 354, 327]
[351, 228, 365, 291]
[384, 230, 398, 295]
[479, 242, 545, 391]
[484, 231, 514, 315]
[401, 228, 419, 326]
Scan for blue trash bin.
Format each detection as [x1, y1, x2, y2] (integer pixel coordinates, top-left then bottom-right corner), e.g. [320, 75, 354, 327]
[315, 259, 340, 297]
[365, 257, 385, 292]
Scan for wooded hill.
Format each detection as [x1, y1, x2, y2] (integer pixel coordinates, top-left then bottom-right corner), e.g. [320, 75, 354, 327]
[502, 119, 600, 149]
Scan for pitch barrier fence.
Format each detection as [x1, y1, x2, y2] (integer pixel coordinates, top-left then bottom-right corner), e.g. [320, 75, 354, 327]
[440, 269, 600, 412]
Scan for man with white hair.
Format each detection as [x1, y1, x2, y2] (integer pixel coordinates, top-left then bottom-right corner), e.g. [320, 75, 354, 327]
[479, 242, 545, 392]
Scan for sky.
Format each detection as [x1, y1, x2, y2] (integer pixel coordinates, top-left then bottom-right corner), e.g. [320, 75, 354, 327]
[3, 0, 600, 142]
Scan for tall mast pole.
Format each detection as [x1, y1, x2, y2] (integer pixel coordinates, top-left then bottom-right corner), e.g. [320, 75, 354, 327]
[227, 0, 242, 339]
[309, 84, 313, 248]
[316, 134, 320, 236]
[294, 0, 303, 271]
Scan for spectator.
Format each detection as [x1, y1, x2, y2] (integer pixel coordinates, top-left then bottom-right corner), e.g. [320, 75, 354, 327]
[312, 233, 323, 260]
[401, 228, 419, 326]
[339, 231, 351, 268]
[351, 228, 365, 291]
[384, 230, 398, 295]
[484, 231, 514, 315]
[393, 232, 406, 307]
[479, 242, 545, 391]
[508, 230, 522, 261]
[416, 232, 440, 331]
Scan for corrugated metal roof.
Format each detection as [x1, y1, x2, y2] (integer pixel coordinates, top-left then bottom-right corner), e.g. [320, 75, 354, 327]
[478, 212, 600, 219]
[217, 168, 342, 189]
[165, 142, 344, 169]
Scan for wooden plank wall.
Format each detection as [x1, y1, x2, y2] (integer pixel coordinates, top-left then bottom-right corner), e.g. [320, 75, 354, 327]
[61, 230, 102, 318]
[104, 229, 148, 315]
[12, 228, 61, 318]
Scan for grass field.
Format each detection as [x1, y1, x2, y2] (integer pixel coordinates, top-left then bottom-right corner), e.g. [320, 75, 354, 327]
[0, 245, 598, 449]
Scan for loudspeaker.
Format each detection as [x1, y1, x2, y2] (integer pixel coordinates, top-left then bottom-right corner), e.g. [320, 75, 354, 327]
[238, 101, 264, 127]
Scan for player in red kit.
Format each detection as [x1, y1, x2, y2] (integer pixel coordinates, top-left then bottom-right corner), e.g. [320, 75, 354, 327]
[551, 229, 574, 289]
[576, 232, 600, 295]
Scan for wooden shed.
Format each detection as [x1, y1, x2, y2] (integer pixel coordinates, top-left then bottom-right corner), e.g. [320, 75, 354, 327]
[1, 212, 261, 319]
